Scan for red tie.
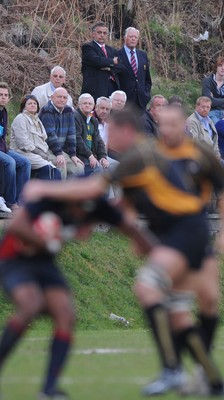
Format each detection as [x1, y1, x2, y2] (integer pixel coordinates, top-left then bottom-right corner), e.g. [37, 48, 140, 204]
[101, 45, 108, 58]
[130, 50, 138, 77]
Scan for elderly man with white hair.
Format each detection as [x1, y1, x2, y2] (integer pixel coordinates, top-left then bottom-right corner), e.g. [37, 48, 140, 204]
[110, 90, 127, 111]
[74, 93, 109, 176]
[32, 66, 73, 110]
[117, 27, 152, 113]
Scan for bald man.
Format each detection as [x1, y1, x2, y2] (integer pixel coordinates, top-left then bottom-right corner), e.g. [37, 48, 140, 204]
[117, 27, 152, 113]
[39, 88, 84, 179]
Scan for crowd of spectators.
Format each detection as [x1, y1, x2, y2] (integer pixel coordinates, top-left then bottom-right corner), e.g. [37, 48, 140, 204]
[1, 21, 224, 213]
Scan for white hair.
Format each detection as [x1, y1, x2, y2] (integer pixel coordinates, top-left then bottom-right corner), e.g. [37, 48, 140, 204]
[50, 66, 66, 77]
[96, 96, 112, 107]
[78, 93, 95, 105]
[110, 90, 127, 102]
[124, 27, 140, 38]
[149, 95, 168, 108]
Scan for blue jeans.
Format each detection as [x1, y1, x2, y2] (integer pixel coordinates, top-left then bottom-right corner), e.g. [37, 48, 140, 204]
[32, 165, 61, 181]
[84, 163, 102, 177]
[0, 150, 31, 205]
[209, 109, 224, 125]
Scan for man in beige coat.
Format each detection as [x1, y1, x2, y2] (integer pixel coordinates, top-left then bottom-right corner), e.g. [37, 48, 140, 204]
[32, 66, 73, 110]
[187, 96, 221, 159]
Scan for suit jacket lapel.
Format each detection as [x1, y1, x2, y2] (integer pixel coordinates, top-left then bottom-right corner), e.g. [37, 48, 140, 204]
[121, 47, 135, 75]
[92, 41, 107, 57]
[136, 50, 142, 78]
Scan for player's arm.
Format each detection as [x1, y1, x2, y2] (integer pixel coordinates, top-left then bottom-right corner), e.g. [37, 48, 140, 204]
[7, 207, 46, 249]
[89, 197, 158, 255]
[22, 176, 107, 203]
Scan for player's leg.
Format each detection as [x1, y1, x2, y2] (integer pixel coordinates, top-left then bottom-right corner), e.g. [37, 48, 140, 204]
[196, 256, 220, 352]
[39, 287, 75, 399]
[0, 281, 44, 368]
[134, 245, 189, 395]
[169, 256, 222, 395]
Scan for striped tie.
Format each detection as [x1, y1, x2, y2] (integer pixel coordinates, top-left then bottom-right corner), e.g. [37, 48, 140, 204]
[130, 50, 138, 77]
[101, 45, 108, 58]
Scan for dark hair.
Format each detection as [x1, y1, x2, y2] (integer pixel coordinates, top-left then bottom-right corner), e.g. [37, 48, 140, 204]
[92, 21, 107, 32]
[168, 95, 183, 106]
[109, 107, 143, 132]
[213, 56, 224, 73]
[20, 95, 40, 113]
[0, 82, 11, 97]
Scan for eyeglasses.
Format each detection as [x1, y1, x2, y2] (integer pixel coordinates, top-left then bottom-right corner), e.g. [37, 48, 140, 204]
[52, 75, 65, 78]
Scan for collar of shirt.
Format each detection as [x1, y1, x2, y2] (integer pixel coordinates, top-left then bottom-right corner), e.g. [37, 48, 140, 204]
[50, 82, 56, 92]
[124, 45, 138, 67]
[51, 100, 64, 114]
[94, 41, 105, 48]
[195, 111, 213, 138]
[213, 74, 224, 95]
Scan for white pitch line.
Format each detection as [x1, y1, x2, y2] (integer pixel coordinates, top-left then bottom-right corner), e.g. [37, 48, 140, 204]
[2, 376, 149, 385]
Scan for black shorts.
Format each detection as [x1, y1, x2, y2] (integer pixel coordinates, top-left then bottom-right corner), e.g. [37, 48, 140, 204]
[0, 255, 68, 295]
[157, 214, 213, 270]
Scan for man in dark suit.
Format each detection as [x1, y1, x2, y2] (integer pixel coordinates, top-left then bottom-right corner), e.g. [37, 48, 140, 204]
[81, 22, 120, 100]
[117, 27, 152, 113]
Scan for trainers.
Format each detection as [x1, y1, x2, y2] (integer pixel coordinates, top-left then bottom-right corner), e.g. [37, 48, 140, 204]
[37, 389, 69, 399]
[0, 197, 11, 213]
[179, 365, 210, 396]
[142, 367, 187, 396]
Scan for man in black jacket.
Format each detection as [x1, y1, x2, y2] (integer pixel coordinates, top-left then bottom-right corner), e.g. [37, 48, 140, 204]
[140, 95, 167, 137]
[81, 22, 120, 100]
[74, 94, 109, 176]
[117, 27, 152, 113]
[202, 56, 224, 124]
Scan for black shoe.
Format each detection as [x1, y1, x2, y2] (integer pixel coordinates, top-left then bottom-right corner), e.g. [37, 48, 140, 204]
[210, 386, 224, 397]
[37, 389, 69, 399]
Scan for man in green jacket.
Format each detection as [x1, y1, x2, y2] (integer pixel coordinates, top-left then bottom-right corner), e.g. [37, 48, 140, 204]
[74, 93, 109, 176]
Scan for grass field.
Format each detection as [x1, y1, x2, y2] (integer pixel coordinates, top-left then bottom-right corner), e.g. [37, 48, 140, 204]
[0, 231, 223, 399]
[1, 325, 224, 400]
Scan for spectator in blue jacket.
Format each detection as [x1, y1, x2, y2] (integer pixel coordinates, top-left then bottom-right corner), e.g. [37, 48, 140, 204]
[215, 120, 224, 159]
[0, 82, 31, 210]
[39, 88, 84, 179]
[202, 57, 224, 124]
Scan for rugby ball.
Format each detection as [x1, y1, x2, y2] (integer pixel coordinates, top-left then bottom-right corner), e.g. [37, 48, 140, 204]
[33, 212, 63, 253]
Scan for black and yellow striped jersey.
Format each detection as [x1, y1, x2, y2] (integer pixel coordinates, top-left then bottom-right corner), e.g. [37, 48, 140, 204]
[110, 137, 224, 231]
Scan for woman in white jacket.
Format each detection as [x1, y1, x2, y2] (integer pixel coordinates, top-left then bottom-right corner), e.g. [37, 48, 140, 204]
[10, 95, 61, 180]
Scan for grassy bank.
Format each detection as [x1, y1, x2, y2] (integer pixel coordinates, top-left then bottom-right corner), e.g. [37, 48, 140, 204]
[0, 229, 224, 330]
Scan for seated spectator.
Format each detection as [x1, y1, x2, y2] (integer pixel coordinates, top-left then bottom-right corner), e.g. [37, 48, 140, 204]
[140, 95, 168, 137]
[186, 96, 221, 158]
[168, 95, 184, 107]
[202, 57, 224, 124]
[216, 120, 224, 159]
[0, 160, 11, 213]
[94, 96, 111, 147]
[0, 82, 31, 210]
[10, 95, 61, 180]
[74, 94, 109, 176]
[39, 88, 84, 179]
[110, 91, 127, 111]
[32, 66, 73, 110]
[95, 96, 119, 170]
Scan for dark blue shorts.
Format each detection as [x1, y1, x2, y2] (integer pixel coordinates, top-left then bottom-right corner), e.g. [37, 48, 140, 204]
[0, 255, 68, 295]
[157, 214, 213, 270]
